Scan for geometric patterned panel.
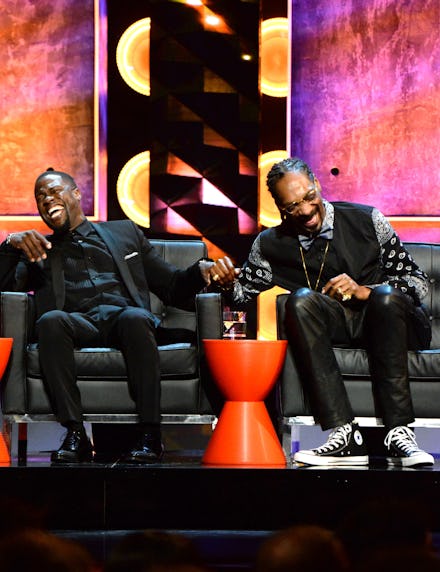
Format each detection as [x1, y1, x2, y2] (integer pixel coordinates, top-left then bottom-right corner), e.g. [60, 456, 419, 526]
[149, 1, 259, 263]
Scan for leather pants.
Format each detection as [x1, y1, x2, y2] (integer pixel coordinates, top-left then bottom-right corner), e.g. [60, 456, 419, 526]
[284, 285, 431, 430]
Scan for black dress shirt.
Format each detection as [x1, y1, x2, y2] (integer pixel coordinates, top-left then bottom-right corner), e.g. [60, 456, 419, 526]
[52, 220, 133, 315]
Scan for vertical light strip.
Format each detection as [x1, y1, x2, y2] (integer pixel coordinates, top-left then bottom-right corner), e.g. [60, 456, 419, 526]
[94, 0, 108, 221]
[287, 2, 292, 155]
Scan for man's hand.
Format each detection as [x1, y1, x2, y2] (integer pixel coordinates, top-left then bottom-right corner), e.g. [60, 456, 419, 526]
[322, 273, 371, 302]
[209, 256, 241, 288]
[6, 231, 52, 263]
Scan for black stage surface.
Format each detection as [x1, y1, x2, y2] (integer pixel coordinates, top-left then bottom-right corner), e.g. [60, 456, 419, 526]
[1, 446, 440, 570]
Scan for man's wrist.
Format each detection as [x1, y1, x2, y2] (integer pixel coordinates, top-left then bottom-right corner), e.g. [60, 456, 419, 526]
[217, 280, 237, 292]
[198, 259, 214, 285]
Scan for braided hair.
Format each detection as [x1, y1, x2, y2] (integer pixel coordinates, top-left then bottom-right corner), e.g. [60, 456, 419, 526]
[266, 157, 315, 199]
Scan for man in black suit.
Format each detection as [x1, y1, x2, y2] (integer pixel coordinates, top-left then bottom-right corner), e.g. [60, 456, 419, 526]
[0, 169, 217, 464]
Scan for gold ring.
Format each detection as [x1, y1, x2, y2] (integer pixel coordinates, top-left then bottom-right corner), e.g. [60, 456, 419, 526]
[212, 274, 220, 281]
[337, 287, 342, 295]
[342, 293, 352, 302]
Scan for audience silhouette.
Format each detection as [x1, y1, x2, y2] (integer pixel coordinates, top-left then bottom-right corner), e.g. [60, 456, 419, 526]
[1, 495, 440, 571]
[255, 524, 349, 572]
[0, 529, 96, 572]
[336, 498, 434, 570]
[104, 530, 209, 572]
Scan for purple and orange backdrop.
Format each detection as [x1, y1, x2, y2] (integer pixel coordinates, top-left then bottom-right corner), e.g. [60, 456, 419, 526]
[0, 0, 104, 238]
[290, 0, 440, 242]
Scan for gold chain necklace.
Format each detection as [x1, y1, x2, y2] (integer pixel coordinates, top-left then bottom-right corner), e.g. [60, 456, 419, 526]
[299, 241, 330, 291]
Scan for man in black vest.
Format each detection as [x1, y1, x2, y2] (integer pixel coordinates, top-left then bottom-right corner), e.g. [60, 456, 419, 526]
[210, 157, 433, 467]
[0, 169, 216, 464]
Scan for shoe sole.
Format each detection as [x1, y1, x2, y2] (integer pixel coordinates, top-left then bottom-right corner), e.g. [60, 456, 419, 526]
[51, 457, 94, 464]
[50, 450, 95, 464]
[294, 452, 369, 467]
[386, 455, 434, 468]
[121, 457, 163, 465]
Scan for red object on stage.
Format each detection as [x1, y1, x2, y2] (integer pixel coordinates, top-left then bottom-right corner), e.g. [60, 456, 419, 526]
[202, 339, 288, 467]
[0, 338, 13, 464]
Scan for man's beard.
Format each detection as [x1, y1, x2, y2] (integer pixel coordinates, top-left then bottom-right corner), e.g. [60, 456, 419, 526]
[51, 214, 71, 234]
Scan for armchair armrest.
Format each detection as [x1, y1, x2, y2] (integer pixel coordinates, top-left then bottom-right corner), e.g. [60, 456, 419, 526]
[0, 292, 32, 414]
[195, 292, 223, 342]
[195, 292, 224, 415]
[276, 293, 289, 340]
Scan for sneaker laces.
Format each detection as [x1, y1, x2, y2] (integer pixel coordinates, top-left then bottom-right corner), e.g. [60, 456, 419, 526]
[384, 426, 421, 455]
[315, 423, 352, 453]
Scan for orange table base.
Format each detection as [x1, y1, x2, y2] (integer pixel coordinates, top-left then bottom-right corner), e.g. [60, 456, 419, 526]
[202, 401, 286, 466]
[202, 339, 288, 467]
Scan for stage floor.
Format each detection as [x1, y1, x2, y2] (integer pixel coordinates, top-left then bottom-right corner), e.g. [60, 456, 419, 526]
[1, 449, 440, 569]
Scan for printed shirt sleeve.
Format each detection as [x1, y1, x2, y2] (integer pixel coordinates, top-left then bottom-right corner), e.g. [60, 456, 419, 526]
[372, 208, 429, 302]
[229, 234, 274, 304]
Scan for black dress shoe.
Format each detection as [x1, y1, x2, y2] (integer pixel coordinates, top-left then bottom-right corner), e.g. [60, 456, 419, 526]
[123, 433, 164, 463]
[51, 429, 94, 464]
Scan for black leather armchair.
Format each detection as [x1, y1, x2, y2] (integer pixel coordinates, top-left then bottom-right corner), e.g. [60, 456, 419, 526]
[276, 242, 440, 453]
[0, 239, 223, 458]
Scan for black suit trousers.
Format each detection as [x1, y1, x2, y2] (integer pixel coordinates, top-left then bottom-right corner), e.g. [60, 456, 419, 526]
[36, 306, 160, 425]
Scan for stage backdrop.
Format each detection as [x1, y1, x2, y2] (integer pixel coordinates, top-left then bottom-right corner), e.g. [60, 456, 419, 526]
[290, 0, 440, 242]
[0, 0, 100, 236]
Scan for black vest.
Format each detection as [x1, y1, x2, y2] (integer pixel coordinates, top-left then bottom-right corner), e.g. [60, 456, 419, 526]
[260, 202, 386, 293]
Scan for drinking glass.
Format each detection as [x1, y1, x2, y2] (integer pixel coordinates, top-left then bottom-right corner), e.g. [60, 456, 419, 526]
[223, 310, 246, 339]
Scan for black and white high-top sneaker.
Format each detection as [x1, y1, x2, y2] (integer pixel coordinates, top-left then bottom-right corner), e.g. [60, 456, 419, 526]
[293, 422, 368, 466]
[384, 426, 434, 467]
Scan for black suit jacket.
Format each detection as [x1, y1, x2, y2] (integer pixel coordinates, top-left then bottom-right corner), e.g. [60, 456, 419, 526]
[0, 220, 206, 323]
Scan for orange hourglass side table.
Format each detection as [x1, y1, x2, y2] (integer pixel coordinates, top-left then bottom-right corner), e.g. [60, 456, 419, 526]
[0, 338, 13, 379]
[0, 338, 13, 464]
[202, 339, 288, 467]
